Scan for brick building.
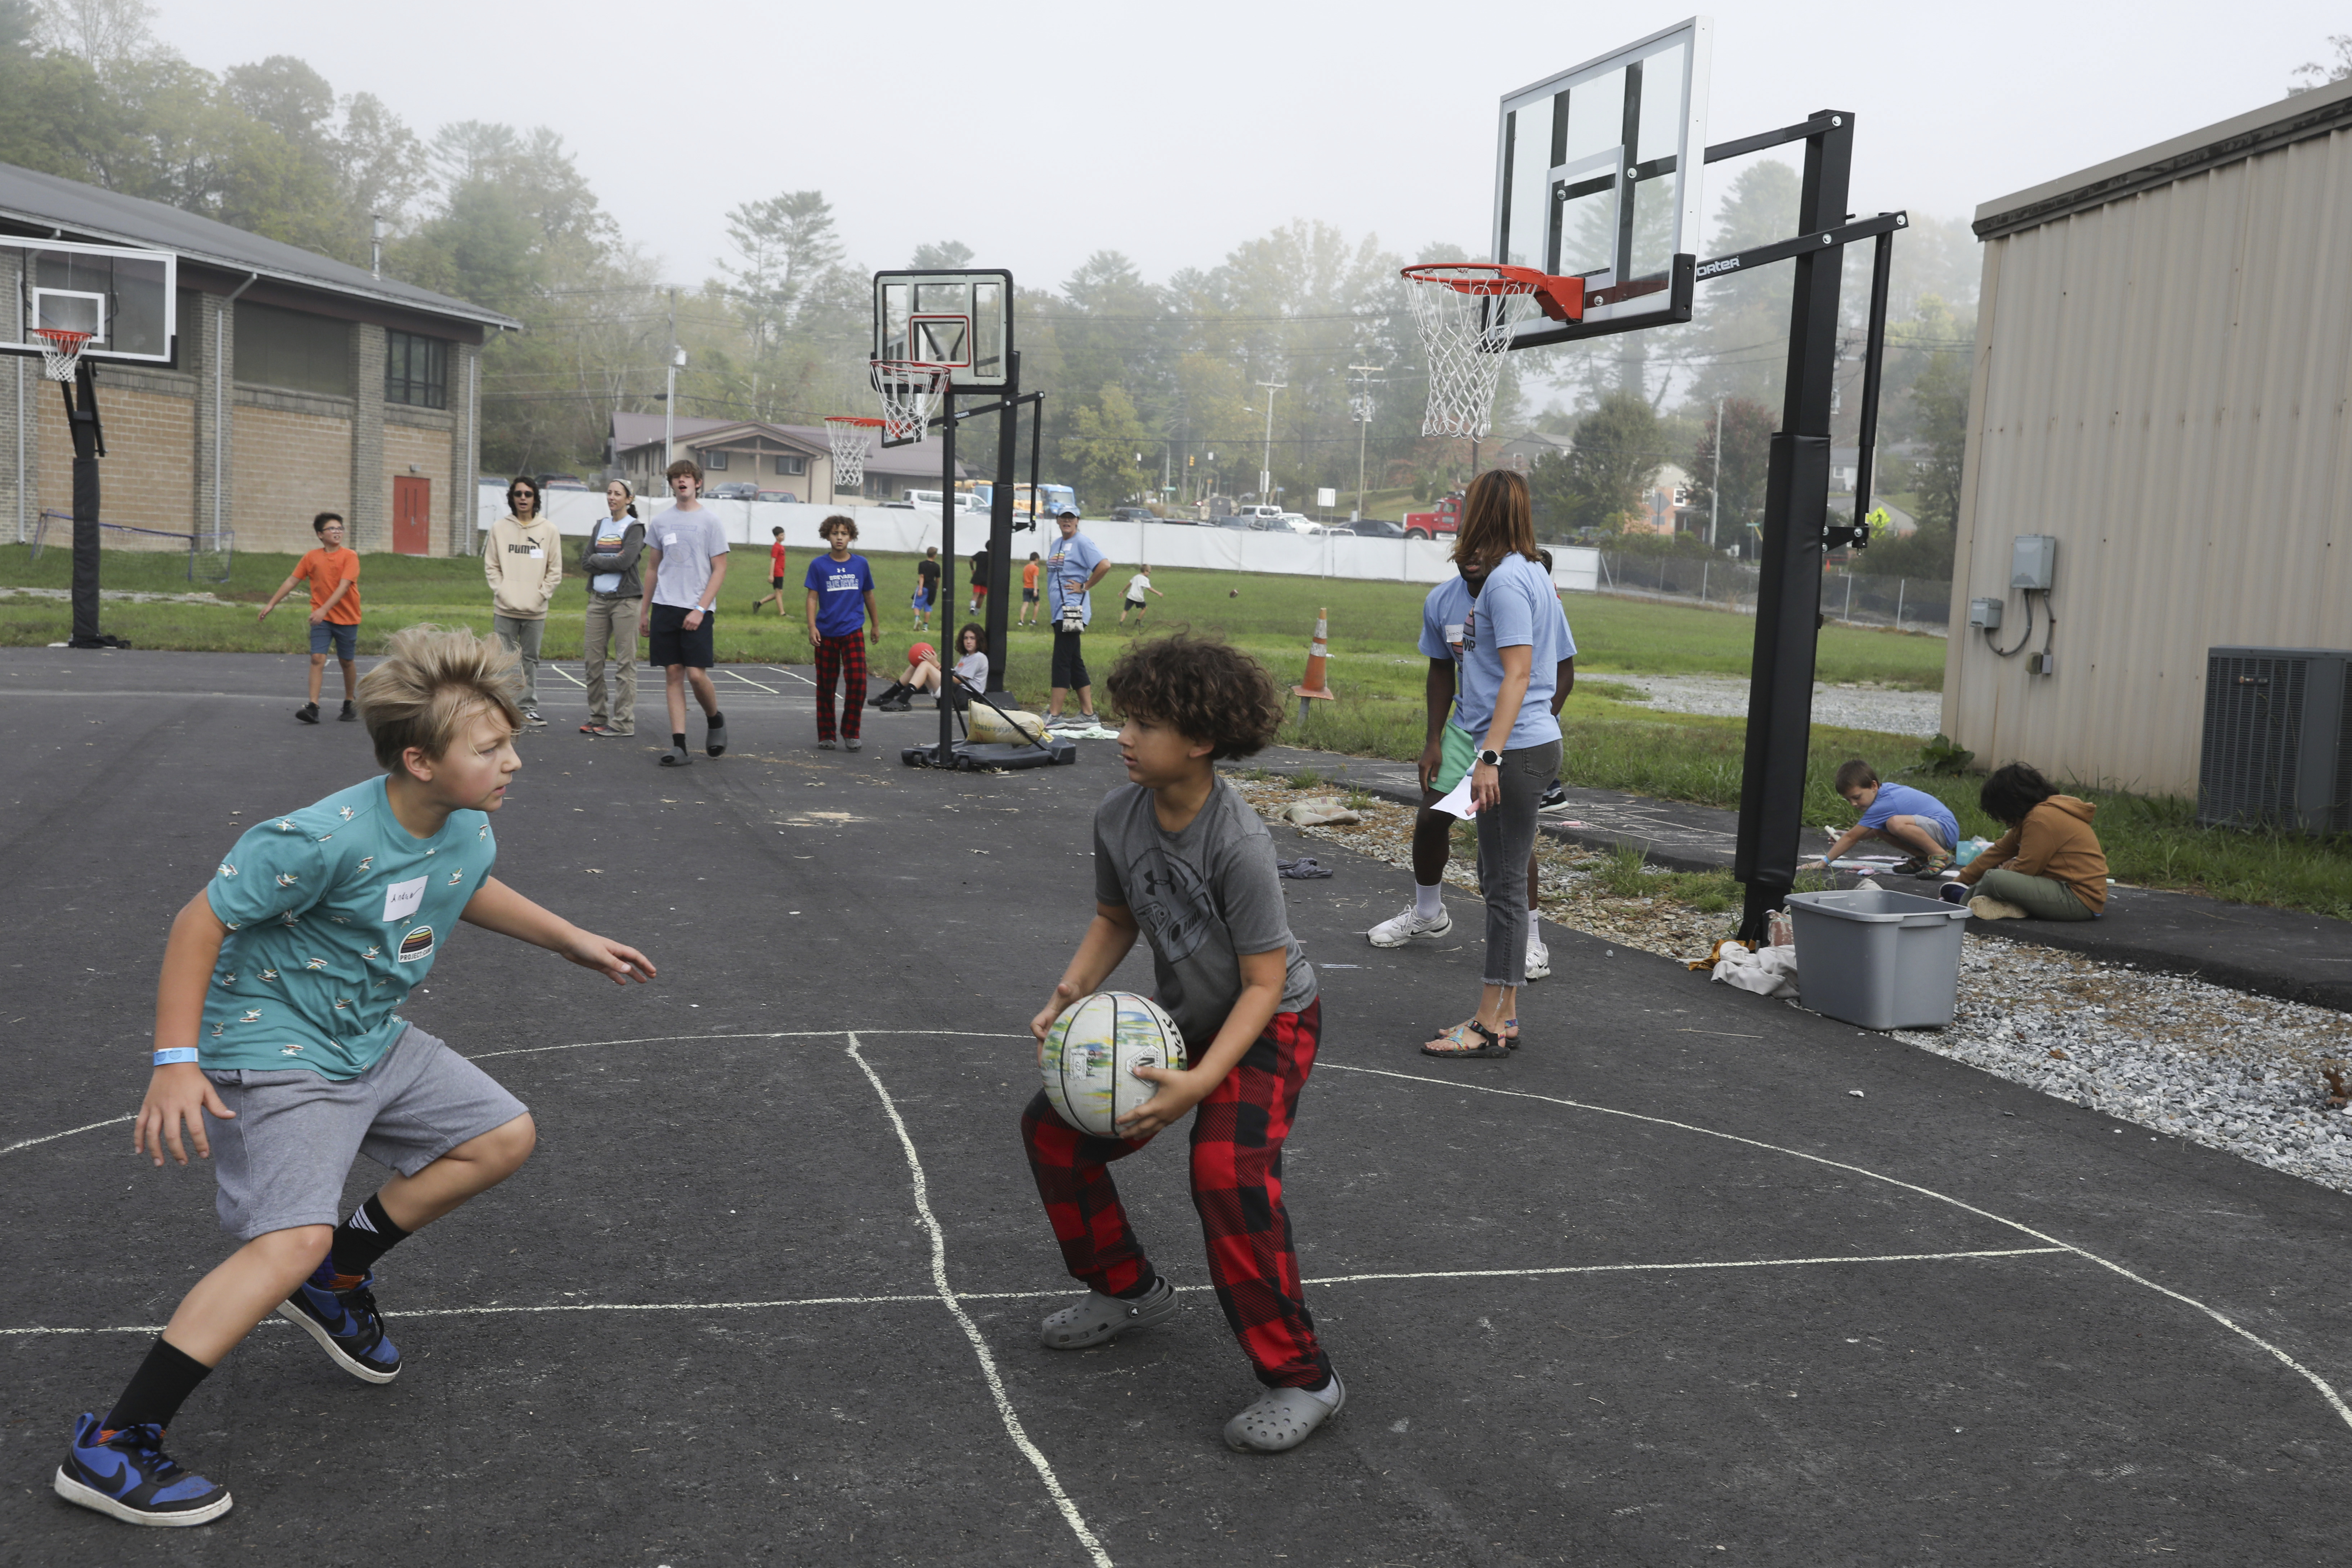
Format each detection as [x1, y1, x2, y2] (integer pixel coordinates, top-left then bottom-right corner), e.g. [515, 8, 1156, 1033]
[0, 162, 518, 557]
[610, 412, 964, 503]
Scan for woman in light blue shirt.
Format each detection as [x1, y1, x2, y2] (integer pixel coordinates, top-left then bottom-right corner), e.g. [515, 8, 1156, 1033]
[1422, 470, 1563, 1060]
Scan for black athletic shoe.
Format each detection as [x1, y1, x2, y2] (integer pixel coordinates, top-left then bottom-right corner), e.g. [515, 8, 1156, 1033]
[278, 1269, 402, 1384]
[53, 1414, 233, 1527]
[868, 682, 904, 708]
[1537, 778, 1570, 812]
[337, 700, 357, 722]
[295, 703, 320, 725]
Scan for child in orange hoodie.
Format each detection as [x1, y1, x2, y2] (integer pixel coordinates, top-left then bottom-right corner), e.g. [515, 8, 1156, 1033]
[1951, 763, 2107, 920]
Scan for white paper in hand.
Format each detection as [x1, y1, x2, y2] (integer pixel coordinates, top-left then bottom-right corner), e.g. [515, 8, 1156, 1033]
[1433, 773, 1478, 820]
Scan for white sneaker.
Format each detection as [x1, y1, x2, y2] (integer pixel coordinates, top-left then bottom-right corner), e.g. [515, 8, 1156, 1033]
[1368, 905, 1453, 947]
[1524, 935, 1551, 981]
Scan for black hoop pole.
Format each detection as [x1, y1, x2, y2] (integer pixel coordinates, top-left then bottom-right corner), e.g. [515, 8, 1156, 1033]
[61, 358, 113, 649]
[937, 386, 957, 763]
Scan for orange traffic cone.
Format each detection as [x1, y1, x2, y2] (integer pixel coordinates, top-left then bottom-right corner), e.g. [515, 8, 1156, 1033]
[1291, 608, 1335, 724]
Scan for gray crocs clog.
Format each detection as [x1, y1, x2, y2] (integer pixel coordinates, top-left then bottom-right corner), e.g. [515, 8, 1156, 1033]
[1223, 1372, 1345, 1453]
[1039, 1277, 1178, 1350]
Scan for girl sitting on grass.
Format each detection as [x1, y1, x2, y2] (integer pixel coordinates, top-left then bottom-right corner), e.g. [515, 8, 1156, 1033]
[1949, 762, 2108, 920]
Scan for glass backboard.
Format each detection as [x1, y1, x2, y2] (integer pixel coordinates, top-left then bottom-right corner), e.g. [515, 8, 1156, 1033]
[1492, 17, 1711, 342]
[0, 237, 178, 366]
[873, 270, 1011, 393]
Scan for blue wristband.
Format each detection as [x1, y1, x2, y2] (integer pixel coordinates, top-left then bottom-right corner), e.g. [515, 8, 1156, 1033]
[153, 1047, 200, 1066]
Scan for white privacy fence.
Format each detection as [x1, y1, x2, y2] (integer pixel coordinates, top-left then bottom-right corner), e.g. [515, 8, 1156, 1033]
[480, 487, 1603, 593]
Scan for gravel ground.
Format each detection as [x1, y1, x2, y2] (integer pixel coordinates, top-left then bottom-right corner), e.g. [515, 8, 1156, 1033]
[1233, 776, 2352, 1199]
[1609, 673, 1945, 736]
[0, 586, 233, 605]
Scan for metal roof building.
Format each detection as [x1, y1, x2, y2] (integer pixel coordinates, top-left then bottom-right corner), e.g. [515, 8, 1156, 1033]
[1940, 78, 2352, 797]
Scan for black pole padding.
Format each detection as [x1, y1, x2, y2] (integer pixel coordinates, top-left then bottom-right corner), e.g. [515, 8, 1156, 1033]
[64, 359, 115, 649]
[938, 393, 958, 763]
[1732, 112, 1852, 944]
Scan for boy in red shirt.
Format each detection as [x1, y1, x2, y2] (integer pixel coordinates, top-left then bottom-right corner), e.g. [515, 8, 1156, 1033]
[257, 512, 362, 725]
[749, 526, 789, 616]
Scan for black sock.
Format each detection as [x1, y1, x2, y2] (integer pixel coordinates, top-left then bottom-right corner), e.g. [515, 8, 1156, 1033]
[104, 1338, 212, 1432]
[672, 732, 686, 751]
[1110, 1267, 1160, 1301]
[328, 1193, 412, 1278]
[705, 710, 723, 727]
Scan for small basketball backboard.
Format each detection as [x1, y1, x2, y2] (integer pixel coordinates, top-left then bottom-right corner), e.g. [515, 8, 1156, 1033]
[0, 237, 178, 367]
[1492, 16, 1711, 343]
[873, 269, 1012, 393]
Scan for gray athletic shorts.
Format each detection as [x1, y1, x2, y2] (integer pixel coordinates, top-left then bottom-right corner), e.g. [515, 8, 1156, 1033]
[200, 1024, 528, 1241]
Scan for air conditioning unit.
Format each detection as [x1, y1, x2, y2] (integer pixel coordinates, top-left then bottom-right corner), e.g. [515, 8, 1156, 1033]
[2196, 648, 2352, 833]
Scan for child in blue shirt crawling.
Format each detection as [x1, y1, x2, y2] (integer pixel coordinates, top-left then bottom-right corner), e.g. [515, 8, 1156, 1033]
[54, 625, 655, 1529]
[1818, 757, 1965, 878]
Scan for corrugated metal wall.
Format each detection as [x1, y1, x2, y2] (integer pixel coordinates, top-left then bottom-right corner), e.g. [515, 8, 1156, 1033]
[1940, 125, 2352, 798]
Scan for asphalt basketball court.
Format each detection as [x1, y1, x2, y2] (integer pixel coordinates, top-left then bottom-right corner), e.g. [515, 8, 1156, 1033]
[1, 645, 2347, 1564]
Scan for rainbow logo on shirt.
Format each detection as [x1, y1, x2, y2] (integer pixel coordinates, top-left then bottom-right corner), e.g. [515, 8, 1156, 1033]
[397, 926, 435, 964]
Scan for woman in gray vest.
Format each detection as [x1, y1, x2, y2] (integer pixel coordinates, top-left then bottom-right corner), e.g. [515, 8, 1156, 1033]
[579, 480, 645, 737]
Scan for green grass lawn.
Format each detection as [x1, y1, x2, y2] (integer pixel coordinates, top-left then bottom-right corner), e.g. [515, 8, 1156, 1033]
[7, 543, 2347, 918]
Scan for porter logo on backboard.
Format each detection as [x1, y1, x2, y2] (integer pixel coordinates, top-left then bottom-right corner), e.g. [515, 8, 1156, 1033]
[397, 926, 435, 964]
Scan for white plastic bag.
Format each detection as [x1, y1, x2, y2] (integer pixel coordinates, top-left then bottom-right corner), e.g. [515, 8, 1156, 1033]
[1711, 941, 1800, 999]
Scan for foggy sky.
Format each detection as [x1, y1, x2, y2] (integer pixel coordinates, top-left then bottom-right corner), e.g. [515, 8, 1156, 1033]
[175, 0, 2343, 290]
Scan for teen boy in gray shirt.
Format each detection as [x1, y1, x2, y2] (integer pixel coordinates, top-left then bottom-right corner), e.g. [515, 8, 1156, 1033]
[640, 460, 732, 767]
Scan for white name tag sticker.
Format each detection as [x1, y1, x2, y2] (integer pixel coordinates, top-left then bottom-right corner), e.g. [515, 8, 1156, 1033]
[382, 875, 428, 922]
[527, 547, 545, 558]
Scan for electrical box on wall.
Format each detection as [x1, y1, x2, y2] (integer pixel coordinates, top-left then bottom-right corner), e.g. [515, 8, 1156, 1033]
[2011, 535, 2057, 592]
[1968, 597, 2004, 629]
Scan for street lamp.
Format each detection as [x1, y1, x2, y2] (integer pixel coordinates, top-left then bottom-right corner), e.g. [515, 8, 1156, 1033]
[1255, 380, 1285, 505]
[664, 344, 686, 467]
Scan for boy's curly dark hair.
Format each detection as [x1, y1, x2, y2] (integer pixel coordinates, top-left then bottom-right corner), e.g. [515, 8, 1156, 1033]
[1104, 633, 1284, 760]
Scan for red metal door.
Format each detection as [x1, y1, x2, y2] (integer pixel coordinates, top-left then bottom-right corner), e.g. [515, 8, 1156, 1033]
[393, 475, 430, 555]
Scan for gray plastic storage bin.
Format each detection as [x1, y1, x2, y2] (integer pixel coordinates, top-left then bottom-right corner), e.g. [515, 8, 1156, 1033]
[1784, 888, 1971, 1030]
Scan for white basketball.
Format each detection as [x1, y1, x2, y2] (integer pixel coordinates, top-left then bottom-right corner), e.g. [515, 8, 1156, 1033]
[1041, 991, 1188, 1138]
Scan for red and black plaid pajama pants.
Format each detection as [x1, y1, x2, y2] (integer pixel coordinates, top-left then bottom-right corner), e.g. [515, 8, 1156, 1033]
[1020, 1000, 1331, 1389]
[812, 632, 866, 742]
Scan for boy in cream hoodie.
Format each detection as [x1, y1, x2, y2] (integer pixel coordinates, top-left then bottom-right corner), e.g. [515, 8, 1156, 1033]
[484, 476, 565, 727]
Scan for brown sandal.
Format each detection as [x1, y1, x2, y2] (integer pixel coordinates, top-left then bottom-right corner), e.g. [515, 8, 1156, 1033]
[1421, 1019, 1511, 1059]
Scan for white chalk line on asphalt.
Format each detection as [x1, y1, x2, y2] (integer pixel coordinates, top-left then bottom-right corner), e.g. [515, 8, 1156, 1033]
[1323, 1061, 2352, 1433]
[0, 1247, 2074, 1337]
[0, 1114, 134, 1157]
[843, 1031, 1115, 1568]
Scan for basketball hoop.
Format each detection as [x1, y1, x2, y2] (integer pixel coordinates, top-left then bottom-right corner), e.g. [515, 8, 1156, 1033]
[870, 360, 951, 444]
[824, 415, 885, 491]
[1400, 264, 1584, 439]
[31, 327, 93, 383]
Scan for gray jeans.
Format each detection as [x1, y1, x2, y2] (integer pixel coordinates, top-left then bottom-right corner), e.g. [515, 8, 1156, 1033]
[1977, 866, 2097, 920]
[582, 595, 640, 733]
[1475, 738, 1562, 986]
[491, 614, 546, 713]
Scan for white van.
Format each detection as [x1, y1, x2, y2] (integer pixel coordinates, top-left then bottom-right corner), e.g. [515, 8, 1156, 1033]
[905, 489, 985, 513]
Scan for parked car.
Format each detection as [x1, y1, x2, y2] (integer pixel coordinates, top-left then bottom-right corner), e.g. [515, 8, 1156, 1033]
[906, 488, 985, 513]
[706, 482, 760, 500]
[1275, 512, 1317, 534]
[755, 490, 796, 503]
[1109, 506, 1157, 523]
[1233, 503, 1286, 526]
[1345, 518, 1408, 539]
[536, 472, 588, 490]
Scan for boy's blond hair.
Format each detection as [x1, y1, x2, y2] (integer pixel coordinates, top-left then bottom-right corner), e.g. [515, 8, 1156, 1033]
[358, 624, 525, 772]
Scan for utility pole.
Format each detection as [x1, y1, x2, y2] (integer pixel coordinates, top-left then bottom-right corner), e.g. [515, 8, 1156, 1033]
[370, 214, 384, 280]
[1708, 397, 1723, 547]
[663, 289, 680, 469]
[1255, 379, 1285, 505]
[1347, 363, 1384, 522]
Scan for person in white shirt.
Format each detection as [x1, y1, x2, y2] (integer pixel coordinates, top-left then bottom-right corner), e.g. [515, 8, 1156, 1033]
[1117, 568, 1165, 627]
[872, 623, 989, 712]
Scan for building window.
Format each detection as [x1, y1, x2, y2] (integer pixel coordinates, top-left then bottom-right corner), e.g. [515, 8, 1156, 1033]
[704, 449, 729, 470]
[385, 331, 448, 409]
[773, 454, 807, 476]
[235, 302, 350, 397]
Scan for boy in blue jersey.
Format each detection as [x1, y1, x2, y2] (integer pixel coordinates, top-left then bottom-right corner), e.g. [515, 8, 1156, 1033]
[54, 625, 655, 1528]
[1820, 757, 1963, 877]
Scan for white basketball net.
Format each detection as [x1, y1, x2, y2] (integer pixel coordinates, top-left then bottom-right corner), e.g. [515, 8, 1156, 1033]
[33, 328, 91, 384]
[1402, 267, 1543, 440]
[824, 416, 882, 491]
[870, 360, 950, 445]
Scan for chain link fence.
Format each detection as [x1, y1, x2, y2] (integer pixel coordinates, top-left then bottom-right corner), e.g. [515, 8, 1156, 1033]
[1594, 551, 1949, 634]
[29, 510, 235, 582]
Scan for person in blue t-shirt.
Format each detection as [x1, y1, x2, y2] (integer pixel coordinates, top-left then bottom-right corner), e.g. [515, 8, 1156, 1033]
[1041, 509, 1110, 725]
[802, 515, 881, 751]
[1819, 758, 1964, 877]
[55, 625, 654, 1530]
[1420, 471, 1563, 1061]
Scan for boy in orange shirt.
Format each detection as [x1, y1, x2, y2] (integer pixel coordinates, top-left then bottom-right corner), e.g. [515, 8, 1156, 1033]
[1019, 552, 1042, 626]
[257, 512, 363, 725]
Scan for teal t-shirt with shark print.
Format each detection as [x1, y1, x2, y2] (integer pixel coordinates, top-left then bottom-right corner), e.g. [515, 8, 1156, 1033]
[200, 775, 495, 1079]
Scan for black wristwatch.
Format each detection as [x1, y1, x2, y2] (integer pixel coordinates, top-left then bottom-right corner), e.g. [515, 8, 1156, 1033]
[1477, 748, 1503, 767]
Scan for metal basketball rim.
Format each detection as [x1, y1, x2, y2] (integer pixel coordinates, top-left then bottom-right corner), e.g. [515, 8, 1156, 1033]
[869, 359, 953, 445]
[823, 414, 886, 491]
[31, 326, 93, 383]
[1399, 264, 1583, 440]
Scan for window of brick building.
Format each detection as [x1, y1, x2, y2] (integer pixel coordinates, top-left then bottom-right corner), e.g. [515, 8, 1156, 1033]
[773, 454, 806, 476]
[704, 450, 729, 470]
[386, 331, 448, 409]
[234, 302, 351, 397]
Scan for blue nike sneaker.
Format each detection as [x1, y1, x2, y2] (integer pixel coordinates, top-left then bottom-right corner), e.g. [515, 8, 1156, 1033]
[53, 1413, 233, 1526]
[277, 1268, 402, 1384]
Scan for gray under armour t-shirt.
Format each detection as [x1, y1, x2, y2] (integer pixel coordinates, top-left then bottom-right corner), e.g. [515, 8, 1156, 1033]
[1092, 780, 1317, 1046]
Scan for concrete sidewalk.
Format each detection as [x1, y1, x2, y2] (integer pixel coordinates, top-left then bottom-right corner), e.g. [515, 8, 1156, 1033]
[1236, 741, 2352, 1015]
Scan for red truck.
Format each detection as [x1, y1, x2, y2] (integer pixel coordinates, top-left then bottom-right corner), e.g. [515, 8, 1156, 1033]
[1402, 493, 1463, 541]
